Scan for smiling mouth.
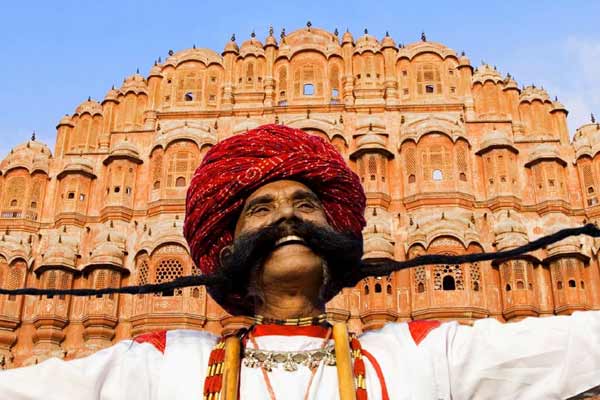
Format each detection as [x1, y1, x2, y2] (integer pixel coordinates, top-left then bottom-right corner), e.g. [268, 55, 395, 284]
[274, 235, 306, 248]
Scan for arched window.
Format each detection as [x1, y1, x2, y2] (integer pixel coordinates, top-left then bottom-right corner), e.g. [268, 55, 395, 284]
[175, 177, 186, 187]
[374, 283, 382, 293]
[506, 283, 512, 291]
[386, 284, 392, 295]
[155, 258, 184, 297]
[417, 63, 441, 95]
[408, 174, 416, 183]
[184, 92, 194, 102]
[516, 280, 524, 289]
[568, 279, 576, 288]
[442, 275, 456, 291]
[417, 282, 425, 293]
[303, 84, 315, 96]
[473, 281, 480, 291]
[364, 284, 369, 295]
[432, 169, 443, 181]
[557, 281, 563, 289]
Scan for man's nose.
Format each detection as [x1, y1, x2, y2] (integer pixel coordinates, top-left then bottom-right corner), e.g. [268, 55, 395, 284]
[273, 202, 296, 221]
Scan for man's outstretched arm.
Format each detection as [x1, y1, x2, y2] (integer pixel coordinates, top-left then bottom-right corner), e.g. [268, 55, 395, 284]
[437, 310, 600, 399]
[0, 338, 163, 400]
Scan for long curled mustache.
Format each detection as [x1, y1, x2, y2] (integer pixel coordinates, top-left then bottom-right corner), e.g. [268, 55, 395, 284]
[210, 217, 363, 314]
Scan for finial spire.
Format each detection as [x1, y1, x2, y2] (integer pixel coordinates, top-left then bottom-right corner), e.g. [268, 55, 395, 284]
[250, 30, 256, 38]
[385, 30, 390, 37]
[334, 28, 339, 36]
[168, 49, 174, 56]
[31, 131, 36, 141]
[269, 25, 274, 36]
[421, 31, 426, 41]
[88, 96, 91, 101]
[592, 113, 596, 124]
[364, 28, 368, 34]
[280, 28, 286, 39]
[306, 21, 312, 28]
[230, 33, 236, 42]
[136, 68, 140, 74]
[193, 44, 196, 49]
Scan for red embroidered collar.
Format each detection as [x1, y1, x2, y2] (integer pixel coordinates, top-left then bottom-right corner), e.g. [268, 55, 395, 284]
[251, 324, 331, 338]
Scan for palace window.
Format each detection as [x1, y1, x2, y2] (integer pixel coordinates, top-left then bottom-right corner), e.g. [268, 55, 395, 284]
[67, 192, 75, 199]
[432, 169, 443, 181]
[303, 84, 315, 96]
[184, 92, 194, 102]
[417, 63, 442, 95]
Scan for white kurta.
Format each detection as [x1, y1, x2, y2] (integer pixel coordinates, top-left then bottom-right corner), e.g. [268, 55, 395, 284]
[1, 311, 600, 400]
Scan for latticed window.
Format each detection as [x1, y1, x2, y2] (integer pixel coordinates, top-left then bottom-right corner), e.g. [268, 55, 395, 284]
[136, 259, 149, 298]
[456, 145, 468, 181]
[422, 145, 452, 182]
[154, 259, 184, 297]
[329, 65, 340, 102]
[368, 155, 377, 181]
[176, 71, 203, 103]
[4, 177, 26, 208]
[433, 265, 464, 290]
[277, 67, 287, 102]
[582, 163, 597, 204]
[138, 260, 149, 285]
[470, 263, 481, 291]
[417, 63, 441, 95]
[415, 267, 426, 293]
[167, 151, 196, 188]
[405, 146, 416, 183]
[152, 153, 163, 189]
[514, 261, 525, 289]
[6, 264, 23, 301]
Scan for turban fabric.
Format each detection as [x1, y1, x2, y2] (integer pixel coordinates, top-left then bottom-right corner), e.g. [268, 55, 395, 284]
[183, 124, 366, 308]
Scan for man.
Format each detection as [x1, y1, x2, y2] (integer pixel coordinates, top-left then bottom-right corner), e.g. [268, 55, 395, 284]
[0, 124, 599, 399]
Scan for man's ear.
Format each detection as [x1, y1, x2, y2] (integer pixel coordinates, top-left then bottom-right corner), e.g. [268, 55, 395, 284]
[219, 245, 233, 267]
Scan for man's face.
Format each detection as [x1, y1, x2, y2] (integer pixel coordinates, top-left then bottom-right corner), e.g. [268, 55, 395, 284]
[234, 180, 330, 287]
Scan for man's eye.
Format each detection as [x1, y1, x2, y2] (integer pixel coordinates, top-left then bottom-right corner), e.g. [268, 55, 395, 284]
[250, 206, 270, 214]
[297, 202, 316, 209]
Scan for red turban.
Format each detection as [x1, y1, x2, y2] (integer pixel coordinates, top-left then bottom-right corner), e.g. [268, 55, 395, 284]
[184, 124, 366, 276]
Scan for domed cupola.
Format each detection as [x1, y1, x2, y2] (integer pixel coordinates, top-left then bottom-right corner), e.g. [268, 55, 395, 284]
[380, 31, 396, 50]
[75, 98, 103, 116]
[363, 207, 394, 260]
[223, 34, 240, 55]
[354, 29, 381, 54]
[239, 32, 265, 57]
[120, 72, 148, 95]
[492, 210, 528, 250]
[85, 221, 127, 269]
[472, 63, 503, 85]
[102, 86, 120, 104]
[1, 137, 51, 175]
[519, 85, 551, 103]
[341, 29, 354, 45]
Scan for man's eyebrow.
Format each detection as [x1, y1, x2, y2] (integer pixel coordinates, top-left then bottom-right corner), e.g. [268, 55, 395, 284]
[291, 189, 321, 204]
[243, 194, 275, 211]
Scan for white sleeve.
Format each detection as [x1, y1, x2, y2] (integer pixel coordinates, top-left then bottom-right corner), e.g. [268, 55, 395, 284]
[0, 340, 163, 400]
[441, 311, 600, 399]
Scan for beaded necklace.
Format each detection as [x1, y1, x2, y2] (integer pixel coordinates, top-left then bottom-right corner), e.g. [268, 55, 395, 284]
[202, 316, 370, 400]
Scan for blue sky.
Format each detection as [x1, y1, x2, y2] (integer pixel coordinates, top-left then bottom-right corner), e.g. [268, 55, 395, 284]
[1, 1, 599, 159]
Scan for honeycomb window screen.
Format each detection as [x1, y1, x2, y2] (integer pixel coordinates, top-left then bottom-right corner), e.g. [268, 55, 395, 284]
[405, 146, 416, 178]
[433, 265, 464, 290]
[7, 265, 23, 301]
[470, 263, 481, 291]
[415, 266, 426, 293]
[59, 272, 71, 300]
[154, 258, 184, 296]
[137, 260, 149, 285]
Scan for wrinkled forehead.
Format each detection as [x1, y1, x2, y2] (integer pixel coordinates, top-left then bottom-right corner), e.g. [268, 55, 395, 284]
[242, 179, 320, 208]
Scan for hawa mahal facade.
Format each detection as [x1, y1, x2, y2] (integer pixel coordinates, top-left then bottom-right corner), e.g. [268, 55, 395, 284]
[0, 24, 599, 368]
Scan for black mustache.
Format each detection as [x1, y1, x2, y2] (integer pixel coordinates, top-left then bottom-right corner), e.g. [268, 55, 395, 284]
[2, 224, 600, 299]
[214, 218, 363, 308]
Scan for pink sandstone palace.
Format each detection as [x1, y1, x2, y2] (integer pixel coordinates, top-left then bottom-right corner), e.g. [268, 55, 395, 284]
[0, 24, 599, 369]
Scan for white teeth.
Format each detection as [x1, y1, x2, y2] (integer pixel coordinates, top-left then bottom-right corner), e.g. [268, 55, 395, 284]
[275, 235, 305, 246]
